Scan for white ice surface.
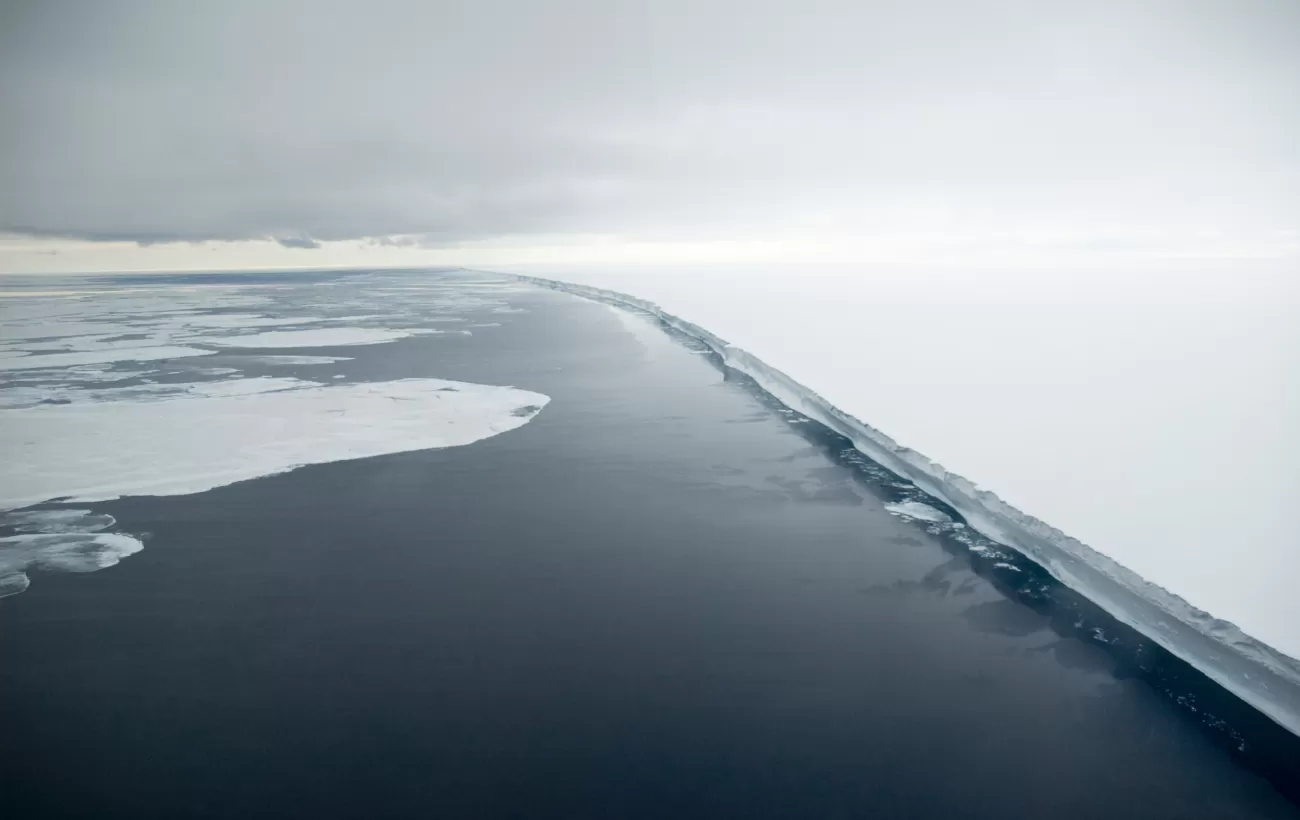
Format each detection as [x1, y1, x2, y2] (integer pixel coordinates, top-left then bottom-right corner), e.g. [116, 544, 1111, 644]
[0, 532, 144, 596]
[0, 377, 311, 409]
[206, 328, 433, 348]
[885, 501, 952, 523]
[0, 376, 548, 511]
[231, 355, 353, 365]
[169, 313, 323, 328]
[0, 346, 216, 371]
[0, 509, 137, 596]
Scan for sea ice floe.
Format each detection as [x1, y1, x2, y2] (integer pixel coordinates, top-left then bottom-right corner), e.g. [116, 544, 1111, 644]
[0, 509, 133, 596]
[0, 346, 216, 371]
[0, 532, 144, 597]
[231, 355, 354, 365]
[1, 508, 115, 533]
[0, 377, 309, 409]
[0, 377, 550, 510]
[171, 313, 323, 329]
[0, 271, 543, 599]
[205, 328, 435, 348]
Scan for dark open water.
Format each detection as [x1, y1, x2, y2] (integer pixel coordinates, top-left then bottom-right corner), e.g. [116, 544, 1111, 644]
[2, 272, 1298, 818]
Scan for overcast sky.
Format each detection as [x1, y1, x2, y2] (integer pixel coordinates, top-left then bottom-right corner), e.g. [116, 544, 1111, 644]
[1, 0, 1297, 272]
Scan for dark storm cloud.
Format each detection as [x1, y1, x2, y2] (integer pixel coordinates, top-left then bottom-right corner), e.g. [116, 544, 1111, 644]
[1, 0, 1297, 246]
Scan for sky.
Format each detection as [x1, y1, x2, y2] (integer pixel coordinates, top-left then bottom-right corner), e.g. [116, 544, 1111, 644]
[1, 0, 1298, 273]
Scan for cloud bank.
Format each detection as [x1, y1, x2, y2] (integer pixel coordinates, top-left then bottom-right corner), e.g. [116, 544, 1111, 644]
[1, 1, 1297, 251]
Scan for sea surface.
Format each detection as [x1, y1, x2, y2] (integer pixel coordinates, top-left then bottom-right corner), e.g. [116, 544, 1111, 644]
[1, 270, 1297, 819]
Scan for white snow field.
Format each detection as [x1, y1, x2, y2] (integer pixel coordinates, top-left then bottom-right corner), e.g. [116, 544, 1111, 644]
[206, 327, 436, 348]
[0, 376, 549, 512]
[500, 262, 1300, 735]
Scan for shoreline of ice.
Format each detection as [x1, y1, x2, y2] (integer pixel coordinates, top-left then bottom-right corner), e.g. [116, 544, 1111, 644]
[508, 271, 1300, 738]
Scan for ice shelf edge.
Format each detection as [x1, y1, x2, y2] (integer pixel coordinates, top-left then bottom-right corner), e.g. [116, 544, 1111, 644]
[504, 269, 1300, 738]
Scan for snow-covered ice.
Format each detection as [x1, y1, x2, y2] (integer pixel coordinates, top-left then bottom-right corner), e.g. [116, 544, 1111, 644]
[885, 501, 952, 523]
[0, 377, 549, 511]
[0, 508, 140, 596]
[167, 313, 323, 328]
[231, 355, 353, 365]
[0, 345, 216, 370]
[206, 328, 434, 348]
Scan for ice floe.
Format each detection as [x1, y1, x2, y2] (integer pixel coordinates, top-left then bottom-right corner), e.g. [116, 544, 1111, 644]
[0, 377, 549, 510]
[885, 501, 953, 523]
[1, 508, 116, 533]
[224, 355, 353, 366]
[0, 346, 216, 371]
[0, 532, 145, 597]
[206, 328, 434, 348]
